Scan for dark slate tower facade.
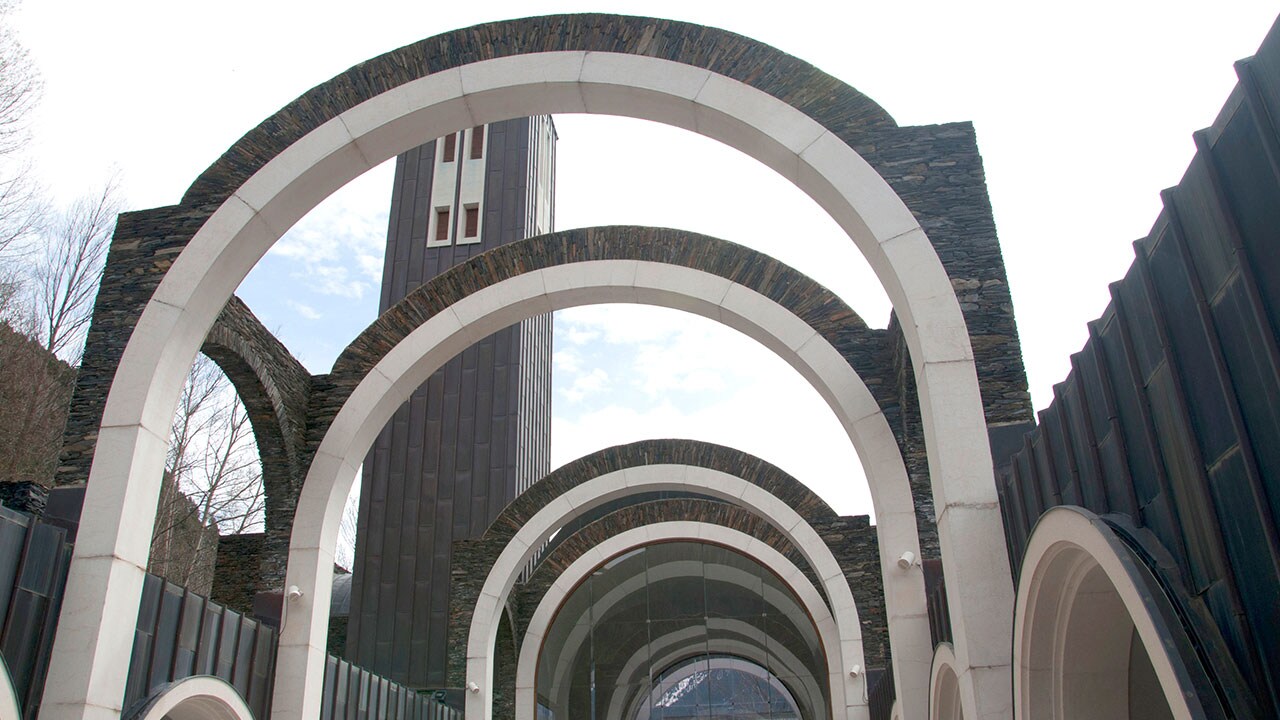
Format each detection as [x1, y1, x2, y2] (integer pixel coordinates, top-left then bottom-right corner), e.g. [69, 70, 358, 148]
[346, 117, 555, 688]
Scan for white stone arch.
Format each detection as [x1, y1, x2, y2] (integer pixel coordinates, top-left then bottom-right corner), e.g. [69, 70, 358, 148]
[44, 43, 1007, 720]
[0, 656, 21, 720]
[1013, 506, 1200, 720]
[528, 553, 826, 720]
[607, 623, 826, 720]
[273, 259, 932, 720]
[540, 560, 816, 707]
[929, 643, 963, 720]
[461, 467, 865, 720]
[122, 676, 254, 720]
[517, 523, 850, 720]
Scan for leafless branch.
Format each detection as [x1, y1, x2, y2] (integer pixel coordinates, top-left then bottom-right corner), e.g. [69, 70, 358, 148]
[30, 178, 120, 362]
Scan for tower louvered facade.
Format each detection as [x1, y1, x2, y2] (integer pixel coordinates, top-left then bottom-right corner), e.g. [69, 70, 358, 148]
[346, 117, 555, 688]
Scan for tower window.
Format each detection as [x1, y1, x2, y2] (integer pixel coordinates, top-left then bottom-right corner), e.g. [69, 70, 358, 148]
[464, 205, 479, 238]
[469, 125, 485, 159]
[435, 207, 451, 242]
[442, 133, 457, 162]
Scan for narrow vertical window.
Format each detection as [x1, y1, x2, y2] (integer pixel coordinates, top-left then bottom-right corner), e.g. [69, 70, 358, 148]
[469, 125, 485, 159]
[442, 133, 457, 162]
[464, 205, 479, 238]
[435, 208, 451, 242]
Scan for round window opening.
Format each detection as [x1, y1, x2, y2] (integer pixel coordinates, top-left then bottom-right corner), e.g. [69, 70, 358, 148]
[535, 541, 828, 720]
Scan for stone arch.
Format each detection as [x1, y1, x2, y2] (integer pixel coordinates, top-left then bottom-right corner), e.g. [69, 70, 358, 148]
[518, 523, 854, 720]
[929, 644, 962, 720]
[1013, 506, 1208, 720]
[318, 229, 891, 455]
[290, 237, 931, 717]
[201, 296, 312, 591]
[505, 496, 875, 720]
[46, 15, 1018, 720]
[459, 466, 867, 720]
[620, 636, 818, 720]
[454, 441, 888, 669]
[121, 676, 254, 720]
[541, 564, 824, 720]
[292, 239, 931, 720]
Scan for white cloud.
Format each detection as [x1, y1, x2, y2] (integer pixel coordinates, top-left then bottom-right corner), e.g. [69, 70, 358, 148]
[286, 300, 322, 321]
[553, 348, 581, 374]
[566, 326, 600, 345]
[551, 306, 872, 517]
[561, 367, 610, 404]
[297, 264, 368, 300]
[261, 167, 390, 302]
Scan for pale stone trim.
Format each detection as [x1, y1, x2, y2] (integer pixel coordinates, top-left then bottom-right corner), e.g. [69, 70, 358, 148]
[930, 643, 963, 720]
[513, 524, 854, 720]
[123, 676, 254, 720]
[1013, 507, 1198, 720]
[46, 49, 1002, 720]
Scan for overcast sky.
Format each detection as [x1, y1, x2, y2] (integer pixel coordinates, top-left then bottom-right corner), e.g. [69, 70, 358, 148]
[12, 1, 1279, 519]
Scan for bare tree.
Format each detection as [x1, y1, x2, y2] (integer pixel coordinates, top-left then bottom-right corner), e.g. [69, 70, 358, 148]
[0, 318, 71, 484]
[150, 355, 265, 593]
[29, 179, 119, 362]
[0, 0, 43, 261]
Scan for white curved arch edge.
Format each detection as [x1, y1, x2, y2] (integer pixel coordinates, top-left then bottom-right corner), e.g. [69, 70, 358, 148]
[1013, 506, 1200, 720]
[929, 643, 962, 720]
[514, 523, 858, 720]
[0, 656, 21, 720]
[44, 48, 1004, 720]
[124, 676, 254, 720]
[281, 261, 933, 720]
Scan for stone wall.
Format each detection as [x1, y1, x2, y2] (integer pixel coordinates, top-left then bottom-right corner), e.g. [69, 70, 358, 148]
[203, 296, 311, 592]
[855, 123, 1037, 559]
[211, 532, 265, 614]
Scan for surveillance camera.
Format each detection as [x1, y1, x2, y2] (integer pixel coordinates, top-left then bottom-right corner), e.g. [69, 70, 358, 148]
[286, 585, 303, 602]
[897, 551, 916, 570]
[467, 682, 481, 694]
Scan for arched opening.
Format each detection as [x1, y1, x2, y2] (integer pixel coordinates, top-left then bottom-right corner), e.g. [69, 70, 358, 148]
[482, 468, 865, 720]
[45, 17, 1004, 720]
[929, 644, 962, 720]
[276, 243, 923, 720]
[635, 655, 805, 720]
[528, 530, 842, 720]
[1015, 507, 1198, 720]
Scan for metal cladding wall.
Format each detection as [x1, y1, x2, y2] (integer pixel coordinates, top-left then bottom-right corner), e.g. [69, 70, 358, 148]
[347, 117, 554, 689]
[125, 574, 277, 719]
[319, 655, 462, 720]
[0, 504, 71, 719]
[998, 17, 1280, 716]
